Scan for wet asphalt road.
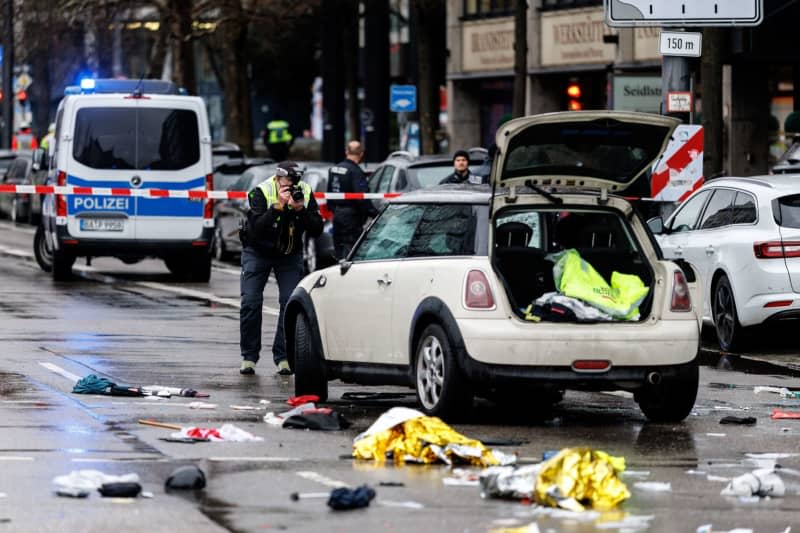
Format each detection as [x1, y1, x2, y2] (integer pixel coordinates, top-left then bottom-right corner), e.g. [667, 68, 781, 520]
[0, 220, 799, 533]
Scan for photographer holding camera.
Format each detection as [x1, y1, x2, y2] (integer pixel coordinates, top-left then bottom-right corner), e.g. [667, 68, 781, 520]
[239, 161, 323, 376]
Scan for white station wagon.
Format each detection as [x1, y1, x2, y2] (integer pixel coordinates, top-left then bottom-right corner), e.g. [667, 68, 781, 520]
[285, 112, 702, 422]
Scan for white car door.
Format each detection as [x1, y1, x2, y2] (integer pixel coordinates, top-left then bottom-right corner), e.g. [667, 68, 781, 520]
[682, 188, 737, 314]
[659, 189, 712, 261]
[322, 203, 425, 364]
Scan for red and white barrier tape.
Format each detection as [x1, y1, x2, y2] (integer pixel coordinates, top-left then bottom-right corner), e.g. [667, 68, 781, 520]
[0, 184, 402, 200]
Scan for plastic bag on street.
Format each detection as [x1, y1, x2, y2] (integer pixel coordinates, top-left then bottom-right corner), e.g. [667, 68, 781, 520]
[720, 468, 785, 498]
[170, 424, 263, 442]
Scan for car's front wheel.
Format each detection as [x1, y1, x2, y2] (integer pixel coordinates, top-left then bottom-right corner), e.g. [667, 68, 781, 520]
[293, 312, 328, 401]
[636, 362, 698, 423]
[33, 225, 53, 273]
[414, 324, 472, 420]
[712, 274, 746, 352]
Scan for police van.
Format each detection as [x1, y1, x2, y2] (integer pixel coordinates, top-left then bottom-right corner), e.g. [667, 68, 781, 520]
[34, 79, 215, 282]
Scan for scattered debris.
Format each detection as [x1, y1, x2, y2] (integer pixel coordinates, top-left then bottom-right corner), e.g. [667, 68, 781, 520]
[72, 374, 141, 396]
[141, 385, 208, 398]
[352, 407, 515, 466]
[98, 482, 142, 498]
[230, 405, 265, 411]
[165, 465, 206, 490]
[187, 401, 217, 409]
[772, 409, 800, 420]
[53, 470, 140, 493]
[327, 485, 376, 510]
[291, 491, 329, 501]
[720, 469, 785, 498]
[620, 470, 651, 478]
[443, 468, 481, 487]
[341, 391, 416, 402]
[706, 433, 727, 437]
[376, 499, 424, 509]
[170, 424, 264, 442]
[378, 481, 405, 487]
[706, 475, 730, 482]
[754, 386, 799, 399]
[480, 448, 629, 512]
[719, 416, 757, 425]
[55, 487, 90, 498]
[287, 395, 320, 406]
[158, 437, 210, 444]
[138, 419, 182, 430]
[283, 411, 351, 431]
[264, 402, 319, 426]
[633, 481, 671, 492]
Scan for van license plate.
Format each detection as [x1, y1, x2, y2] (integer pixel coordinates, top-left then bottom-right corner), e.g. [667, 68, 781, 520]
[80, 219, 124, 231]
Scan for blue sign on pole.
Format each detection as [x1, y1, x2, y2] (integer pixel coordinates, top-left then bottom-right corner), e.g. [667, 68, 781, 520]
[390, 84, 417, 112]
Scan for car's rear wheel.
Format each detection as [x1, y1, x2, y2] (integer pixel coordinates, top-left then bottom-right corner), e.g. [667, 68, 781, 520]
[293, 312, 328, 401]
[712, 274, 746, 352]
[414, 324, 472, 420]
[52, 249, 75, 281]
[636, 362, 698, 423]
[33, 225, 53, 272]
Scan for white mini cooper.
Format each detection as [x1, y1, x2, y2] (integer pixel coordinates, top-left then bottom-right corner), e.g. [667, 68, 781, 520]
[285, 111, 702, 422]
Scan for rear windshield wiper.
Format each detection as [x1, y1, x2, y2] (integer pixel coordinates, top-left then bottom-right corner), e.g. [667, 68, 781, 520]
[524, 180, 563, 205]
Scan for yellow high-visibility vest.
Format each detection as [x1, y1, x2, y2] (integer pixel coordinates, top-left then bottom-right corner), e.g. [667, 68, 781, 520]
[267, 120, 292, 144]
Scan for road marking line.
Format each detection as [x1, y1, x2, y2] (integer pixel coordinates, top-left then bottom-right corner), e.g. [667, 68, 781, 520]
[0, 456, 34, 461]
[39, 362, 82, 383]
[0, 244, 33, 258]
[208, 457, 301, 462]
[296, 471, 348, 488]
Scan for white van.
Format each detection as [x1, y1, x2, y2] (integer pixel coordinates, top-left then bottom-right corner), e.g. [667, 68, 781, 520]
[34, 79, 214, 281]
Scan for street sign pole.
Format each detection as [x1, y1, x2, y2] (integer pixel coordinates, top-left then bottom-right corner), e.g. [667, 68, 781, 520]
[1, 0, 13, 149]
[661, 28, 691, 124]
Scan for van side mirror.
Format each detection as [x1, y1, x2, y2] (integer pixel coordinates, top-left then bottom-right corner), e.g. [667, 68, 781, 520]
[31, 148, 45, 171]
[647, 216, 665, 235]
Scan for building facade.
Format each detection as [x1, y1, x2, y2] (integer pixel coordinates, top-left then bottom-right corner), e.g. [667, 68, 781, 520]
[447, 0, 800, 177]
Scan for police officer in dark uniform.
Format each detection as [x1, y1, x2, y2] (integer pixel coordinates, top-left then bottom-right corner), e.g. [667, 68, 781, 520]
[327, 140, 378, 259]
[439, 149, 485, 185]
[239, 161, 323, 376]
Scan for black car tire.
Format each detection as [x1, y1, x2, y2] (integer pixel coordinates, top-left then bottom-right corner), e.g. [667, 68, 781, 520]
[636, 362, 698, 423]
[414, 323, 472, 420]
[52, 248, 75, 281]
[293, 312, 328, 401]
[213, 225, 231, 262]
[712, 274, 747, 352]
[33, 225, 53, 273]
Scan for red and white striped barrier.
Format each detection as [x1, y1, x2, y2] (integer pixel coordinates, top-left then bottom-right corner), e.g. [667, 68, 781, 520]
[650, 125, 704, 203]
[0, 184, 402, 201]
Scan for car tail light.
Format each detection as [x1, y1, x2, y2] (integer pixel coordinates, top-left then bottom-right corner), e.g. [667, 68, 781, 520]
[572, 360, 611, 371]
[56, 170, 67, 217]
[764, 300, 793, 308]
[464, 270, 495, 309]
[754, 241, 800, 258]
[671, 269, 691, 312]
[203, 173, 214, 220]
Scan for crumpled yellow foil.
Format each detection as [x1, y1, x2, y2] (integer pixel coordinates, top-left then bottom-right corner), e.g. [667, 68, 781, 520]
[353, 412, 500, 467]
[534, 448, 630, 511]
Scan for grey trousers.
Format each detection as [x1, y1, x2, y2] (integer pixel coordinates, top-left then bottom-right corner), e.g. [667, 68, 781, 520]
[240, 247, 303, 365]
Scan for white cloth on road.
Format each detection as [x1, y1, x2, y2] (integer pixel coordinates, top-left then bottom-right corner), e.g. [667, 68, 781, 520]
[53, 469, 140, 491]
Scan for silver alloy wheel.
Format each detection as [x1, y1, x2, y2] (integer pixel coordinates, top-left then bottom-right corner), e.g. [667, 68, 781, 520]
[416, 334, 445, 410]
[713, 279, 735, 348]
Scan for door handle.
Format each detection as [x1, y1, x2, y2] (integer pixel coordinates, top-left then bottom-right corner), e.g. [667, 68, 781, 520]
[705, 245, 715, 255]
[376, 275, 392, 286]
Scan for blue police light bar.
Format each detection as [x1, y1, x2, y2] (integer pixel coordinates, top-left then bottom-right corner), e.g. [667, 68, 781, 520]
[80, 78, 96, 91]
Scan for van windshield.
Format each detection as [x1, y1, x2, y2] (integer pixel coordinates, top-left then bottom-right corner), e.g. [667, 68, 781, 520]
[72, 108, 200, 170]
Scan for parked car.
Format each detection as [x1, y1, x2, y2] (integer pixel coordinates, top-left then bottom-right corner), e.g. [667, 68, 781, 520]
[212, 142, 245, 169]
[366, 147, 489, 210]
[213, 156, 272, 192]
[285, 111, 702, 423]
[649, 175, 800, 351]
[212, 163, 336, 273]
[0, 155, 31, 223]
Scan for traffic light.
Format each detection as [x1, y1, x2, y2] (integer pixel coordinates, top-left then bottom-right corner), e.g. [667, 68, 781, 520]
[566, 80, 582, 111]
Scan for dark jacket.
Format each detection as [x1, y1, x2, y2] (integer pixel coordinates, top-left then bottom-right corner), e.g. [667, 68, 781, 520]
[439, 169, 486, 185]
[244, 183, 324, 257]
[327, 159, 378, 220]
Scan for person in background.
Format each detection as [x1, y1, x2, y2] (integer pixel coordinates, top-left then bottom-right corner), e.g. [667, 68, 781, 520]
[439, 149, 484, 185]
[327, 140, 377, 259]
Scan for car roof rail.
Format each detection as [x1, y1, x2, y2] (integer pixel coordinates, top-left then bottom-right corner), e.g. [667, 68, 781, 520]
[387, 150, 415, 160]
[715, 177, 774, 188]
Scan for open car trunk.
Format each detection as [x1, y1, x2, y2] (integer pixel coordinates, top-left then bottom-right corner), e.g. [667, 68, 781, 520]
[492, 205, 655, 322]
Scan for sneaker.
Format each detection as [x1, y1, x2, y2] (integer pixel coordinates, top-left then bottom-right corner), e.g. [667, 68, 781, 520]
[276, 359, 293, 376]
[240, 360, 256, 375]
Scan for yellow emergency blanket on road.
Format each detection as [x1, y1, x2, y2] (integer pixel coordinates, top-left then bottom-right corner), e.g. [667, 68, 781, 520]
[551, 249, 649, 320]
[352, 407, 506, 466]
[535, 447, 631, 511]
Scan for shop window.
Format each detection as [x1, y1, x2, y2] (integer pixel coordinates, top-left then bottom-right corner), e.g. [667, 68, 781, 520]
[463, 0, 512, 18]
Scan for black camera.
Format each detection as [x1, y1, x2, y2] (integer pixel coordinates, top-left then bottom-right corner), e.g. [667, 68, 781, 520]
[291, 185, 304, 202]
[277, 164, 305, 203]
